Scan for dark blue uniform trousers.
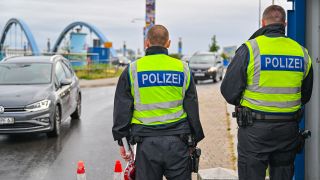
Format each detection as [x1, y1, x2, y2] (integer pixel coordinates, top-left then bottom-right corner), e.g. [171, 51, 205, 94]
[135, 135, 191, 180]
[238, 120, 299, 180]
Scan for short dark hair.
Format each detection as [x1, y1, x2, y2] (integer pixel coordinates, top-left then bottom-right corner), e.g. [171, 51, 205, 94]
[147, 25, 169, 46]
[262, 5, 286, 24]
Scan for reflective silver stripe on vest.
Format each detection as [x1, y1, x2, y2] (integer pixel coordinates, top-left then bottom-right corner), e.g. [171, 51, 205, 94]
[130, 61, 189, 112]
[247, 39, 302, 94]
[301, 47, 309, 78]
[135, 100, 183, 111]
[137, 109, 185, 123]
[243, 97, 301, 108]
[130, 62, 141, 104]
[248, 39, 261, 87]
[182, 62, 189, 96]
[247, 85, 301, 94]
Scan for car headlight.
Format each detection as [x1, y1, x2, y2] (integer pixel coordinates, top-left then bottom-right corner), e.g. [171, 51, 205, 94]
[25, 100, 51, 112]
[208, 67, 218, 72]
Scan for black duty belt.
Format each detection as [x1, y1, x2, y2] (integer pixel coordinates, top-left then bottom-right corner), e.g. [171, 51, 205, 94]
[252, 111, 300, 121]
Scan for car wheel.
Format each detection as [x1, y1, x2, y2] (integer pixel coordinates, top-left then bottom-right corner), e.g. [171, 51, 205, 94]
[47, 106, 61, 137]
[194, 79, 198, 84]
[71, 94, 81, 120]
[213, 75, 218, 83]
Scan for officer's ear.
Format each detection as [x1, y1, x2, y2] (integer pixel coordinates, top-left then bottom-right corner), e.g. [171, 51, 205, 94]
[262, 19, 267, 27]
[164, 40, 171, 48]
[145, 39, 151, 49]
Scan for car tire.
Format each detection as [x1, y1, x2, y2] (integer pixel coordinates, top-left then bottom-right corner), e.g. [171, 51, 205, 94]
[213, 75, 218, 83]
[47, 105, 61, 137]
[194, 79, 198, 84]
[71, 94, 81, 120]
[219, 70, 223, 81]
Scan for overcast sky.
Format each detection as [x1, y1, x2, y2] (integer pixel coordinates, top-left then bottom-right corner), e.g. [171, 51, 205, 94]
[0, 0, 292, 55]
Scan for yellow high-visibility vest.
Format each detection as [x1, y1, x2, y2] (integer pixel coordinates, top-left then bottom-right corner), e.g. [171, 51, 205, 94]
[240, 35, 312, 113]
[129, 54, 191, 125]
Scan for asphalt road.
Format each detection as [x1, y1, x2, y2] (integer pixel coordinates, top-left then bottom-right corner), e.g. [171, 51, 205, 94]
[0, 86, 122, 180]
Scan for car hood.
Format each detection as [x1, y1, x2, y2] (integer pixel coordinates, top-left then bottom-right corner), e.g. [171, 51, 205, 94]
[189, 63, 213, 69]
[0, 84, 53, 107]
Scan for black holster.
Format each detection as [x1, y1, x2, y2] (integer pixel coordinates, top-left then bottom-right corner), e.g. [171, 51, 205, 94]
[191, 147, 201, 173]
[297, 130, 311, 154]
[180, 134, 201, 173]
[232, 106, 253, 127]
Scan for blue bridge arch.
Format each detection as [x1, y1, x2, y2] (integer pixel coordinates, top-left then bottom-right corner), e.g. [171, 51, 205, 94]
[0, 18, 40, 55]
[52, 21, 117, 57]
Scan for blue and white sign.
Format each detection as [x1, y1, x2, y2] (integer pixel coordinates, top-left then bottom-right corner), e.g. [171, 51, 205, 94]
[261, 55, 304, 72]
[138, 71, 184, 87]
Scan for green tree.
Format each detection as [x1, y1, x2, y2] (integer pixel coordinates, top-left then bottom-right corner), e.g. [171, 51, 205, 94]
[209, 35, 220, 53]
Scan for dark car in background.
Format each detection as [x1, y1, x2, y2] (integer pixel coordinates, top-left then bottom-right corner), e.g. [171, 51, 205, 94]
[189, 52, 224, 84]
[118, 56, 132, 66]
[0, 55, 81, 137]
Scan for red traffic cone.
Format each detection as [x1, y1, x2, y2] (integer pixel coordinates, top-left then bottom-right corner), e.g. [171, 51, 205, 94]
[114, 160, 123, 180]
[77, 161, 87, 180]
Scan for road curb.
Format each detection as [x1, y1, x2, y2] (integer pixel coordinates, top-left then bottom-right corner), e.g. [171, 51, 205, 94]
[79, 82, 117, 88]
[197, 167, 238, 180]
[79, 77, 118, 88]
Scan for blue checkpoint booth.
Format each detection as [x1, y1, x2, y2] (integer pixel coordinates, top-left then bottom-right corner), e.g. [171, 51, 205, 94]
[288, 0, 320, 179]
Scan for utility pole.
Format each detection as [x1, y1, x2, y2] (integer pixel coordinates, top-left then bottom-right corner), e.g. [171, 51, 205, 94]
[259, 0, 261, 28]
[123, 41, 127, 57]
[272, 0, 275, 5]
[178, 37, 182, 58]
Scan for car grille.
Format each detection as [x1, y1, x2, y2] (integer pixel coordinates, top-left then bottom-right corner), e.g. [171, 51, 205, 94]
[4, 107, 26, 113]
[0, 123, 40, 129]
[191, 68, 208, 73]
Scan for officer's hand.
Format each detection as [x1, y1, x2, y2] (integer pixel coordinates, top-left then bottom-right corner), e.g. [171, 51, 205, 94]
[120, 146, 132, 162]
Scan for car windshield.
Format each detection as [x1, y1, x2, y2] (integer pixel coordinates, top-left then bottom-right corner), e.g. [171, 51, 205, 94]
[189, 55, 216, 64]
[0, 63, 52, 85]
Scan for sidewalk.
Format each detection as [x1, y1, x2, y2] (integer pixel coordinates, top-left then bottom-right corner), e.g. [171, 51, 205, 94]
[196, 82, 235, 170]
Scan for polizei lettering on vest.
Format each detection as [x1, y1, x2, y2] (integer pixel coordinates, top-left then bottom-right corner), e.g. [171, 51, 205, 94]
[261, 55, 304, 72]
[138, 71, 184, 87]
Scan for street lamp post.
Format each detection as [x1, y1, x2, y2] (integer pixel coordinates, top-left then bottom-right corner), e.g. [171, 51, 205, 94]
[259, 0, 261, 28]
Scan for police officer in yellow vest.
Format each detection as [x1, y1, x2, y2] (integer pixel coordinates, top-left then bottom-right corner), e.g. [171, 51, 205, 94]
[221, 5, 313, 180]
[112, 25, 204, 180]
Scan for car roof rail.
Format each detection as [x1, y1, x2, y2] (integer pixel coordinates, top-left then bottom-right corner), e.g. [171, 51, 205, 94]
[1, 55, 23, 62]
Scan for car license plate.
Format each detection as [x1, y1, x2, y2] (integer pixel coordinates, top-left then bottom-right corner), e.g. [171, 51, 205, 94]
[194, 73, 205, 77]
[0, 117, 14, 125]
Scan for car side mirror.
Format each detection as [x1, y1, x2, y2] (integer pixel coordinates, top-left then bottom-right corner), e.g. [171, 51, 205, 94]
[60, 78, 72, 87]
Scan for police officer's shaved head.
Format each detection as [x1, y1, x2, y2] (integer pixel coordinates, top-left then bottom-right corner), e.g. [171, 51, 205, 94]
[147, 25, 170, 47]
[262, 5, 286, 26]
